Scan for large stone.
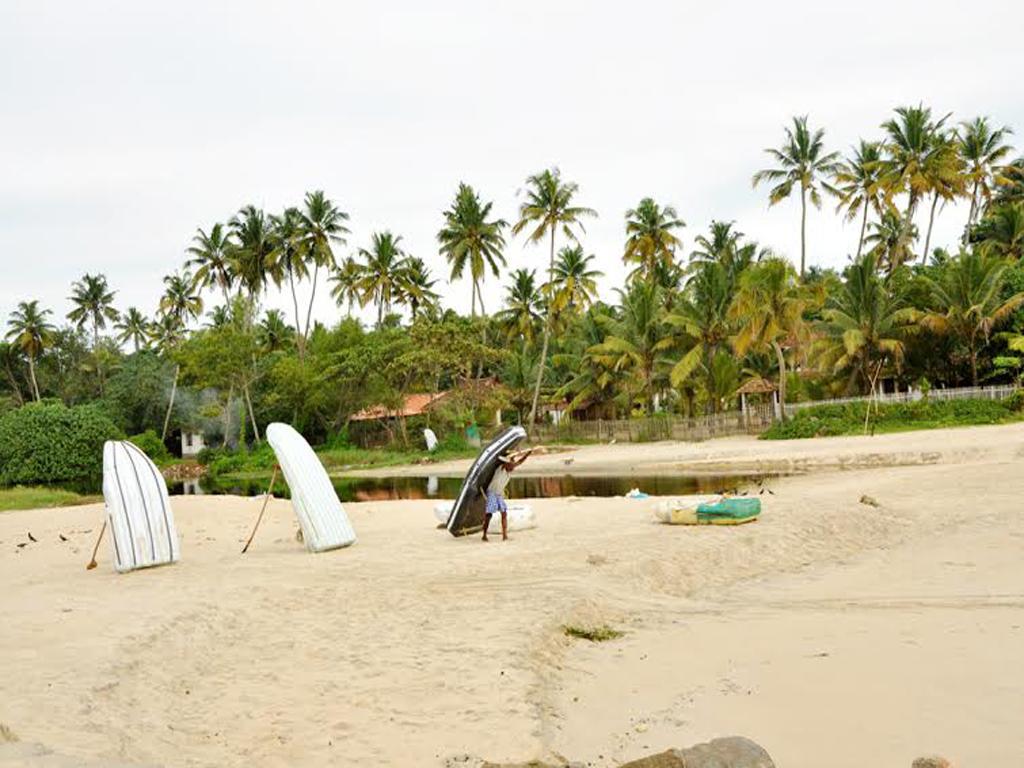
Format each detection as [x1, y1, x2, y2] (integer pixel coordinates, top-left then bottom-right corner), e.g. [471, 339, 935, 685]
[619, 736, 774, 768]
[911, 758, 953, 768]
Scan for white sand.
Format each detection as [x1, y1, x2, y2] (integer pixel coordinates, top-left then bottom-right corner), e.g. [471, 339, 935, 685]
[2, 424, 1023, 767]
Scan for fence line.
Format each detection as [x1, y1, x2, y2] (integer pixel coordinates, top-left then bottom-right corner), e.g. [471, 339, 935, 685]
[528, 384, 1018, 444]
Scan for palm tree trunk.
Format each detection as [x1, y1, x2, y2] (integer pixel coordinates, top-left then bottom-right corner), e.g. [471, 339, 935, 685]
[222, 384, 234, 448]
[161, 364, 179, 440]
[799, 185, 808, 278]
[772, 340, 788, 422]
[3, 360, 24, 405]
[965, 181, 980, 242]
[28, 353, 41, 402]
[857, 203, 869, 259]
[288, 268, 304, 359]
[244, 383, 261, 443]
[303, 262, 320, 348]
[93, 321, 105, 396]
[922, 191, 939, 264]
[527, 227, 557, 425]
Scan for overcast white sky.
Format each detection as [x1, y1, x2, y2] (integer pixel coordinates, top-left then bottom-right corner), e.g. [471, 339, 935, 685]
[2, 1, 1022, 334]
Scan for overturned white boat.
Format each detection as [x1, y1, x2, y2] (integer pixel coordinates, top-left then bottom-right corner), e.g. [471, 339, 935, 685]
[434, 500, 536, 533]
[102, 440, 179, 573]
[265, 422, 356, 552]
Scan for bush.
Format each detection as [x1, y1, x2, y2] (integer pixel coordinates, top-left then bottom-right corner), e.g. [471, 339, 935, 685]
[1004, 389, 1024, 412]
[0, 401, 123, 485]
[206, 442, 277, 477]
[128, 430, 172, 464]
[762, 397, 1016, 440]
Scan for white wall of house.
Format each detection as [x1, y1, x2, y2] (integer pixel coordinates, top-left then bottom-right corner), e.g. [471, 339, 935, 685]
[181, 431, 206, 458]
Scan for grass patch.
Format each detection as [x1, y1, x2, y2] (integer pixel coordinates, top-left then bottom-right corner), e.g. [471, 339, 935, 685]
[762, 396, 1024, 440]
[563, 624, 624, 642]
[0, 486, 101, 512]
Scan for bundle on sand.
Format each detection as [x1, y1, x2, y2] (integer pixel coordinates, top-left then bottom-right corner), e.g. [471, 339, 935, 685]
[654, 496, 761, 526]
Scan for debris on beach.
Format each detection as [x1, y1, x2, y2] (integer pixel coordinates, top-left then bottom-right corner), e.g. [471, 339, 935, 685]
[859, 494, 881, 507]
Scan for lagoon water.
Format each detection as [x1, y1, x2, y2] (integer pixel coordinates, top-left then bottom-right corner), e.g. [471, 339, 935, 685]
[170, 472, 770, 502]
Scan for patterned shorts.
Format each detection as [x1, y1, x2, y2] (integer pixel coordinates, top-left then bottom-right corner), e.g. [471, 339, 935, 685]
[485, 492, 508, 515]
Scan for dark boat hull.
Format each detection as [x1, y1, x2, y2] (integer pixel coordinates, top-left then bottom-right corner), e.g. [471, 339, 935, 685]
[445, 426, 527, 537]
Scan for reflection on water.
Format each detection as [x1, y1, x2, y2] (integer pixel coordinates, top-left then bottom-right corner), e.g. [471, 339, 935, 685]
[169, 473, 765, 502]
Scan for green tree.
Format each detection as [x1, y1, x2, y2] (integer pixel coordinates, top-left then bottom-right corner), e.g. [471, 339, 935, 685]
[973, 202, 1024, 260]
[298, 190, 349, 347]
[622, 197, 685, 282]
[728, 257, 810, 419]
[878, 105, 960, 261]
[438, 183, 508, 317]
[922, 249, 1024, 385]
[397, 257, 441, 320]
[115, 307, 150, 352]
[0, 342, 26, 405]
[832, 140, 885, 258]
[865, 209, 919, 274]
[752, 115, 841, 278]
[5, 300, 55, 402]
[157, 271, 202, 439]
[268, 207, 307, 351]
[229, 205, 274, 300]
[495, 269, 543, 344]
[329, 256, 364, 317]
[67, 273, 119, 350]
[816, 253, 918, 394]
[187, 222, 235, 305]
[588, 281, 674, 414]
[958, 117, 1015, 231]
[546, 244, 603, 317]
[512, 168, 597, 424]
[357, 231, 409, 326]
[257, 309, 293, 353]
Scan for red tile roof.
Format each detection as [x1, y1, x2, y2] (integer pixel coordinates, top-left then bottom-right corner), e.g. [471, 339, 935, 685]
[350, 392, 449, 422]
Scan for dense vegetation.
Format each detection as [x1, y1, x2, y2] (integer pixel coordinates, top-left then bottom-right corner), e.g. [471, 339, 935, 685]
[762, 397, 1024, 440]
[3, 105, 1024, 465]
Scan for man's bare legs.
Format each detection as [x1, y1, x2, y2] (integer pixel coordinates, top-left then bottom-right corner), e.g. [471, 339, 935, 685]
[500, 510, 508, 541]
[482, 513, 492, 541]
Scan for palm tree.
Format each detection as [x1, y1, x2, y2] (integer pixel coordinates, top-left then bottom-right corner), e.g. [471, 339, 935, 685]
[958, 117, 1015, 232]
[922, 249, 1024, 385]
[622, 198, 685, 281]
[268, 207, 309, 354]
[832, 140, 885, 258]
[496, 268, 543, 343]
[588, 281, 673, 414]
[546, 244, 603, 316]
[878, 105, 961, 261]
[228, 205, 274, 301]
[752, 115, 841, 278]
[438, 183, 508, 317]
[187, 223, 235, 305]
[158, 271, 203, 440]
[728, 258, 809, 419]
[329, 256, 364, 317]
[688, 221, 766, 279]
[357, 231, 408, 326]
[67, 273, 118, 350]
[553, 306, 624, 416]
[816, 252, 918, 394]
[398, 257, 441, 319]
[667, 261, 736, 411]
[298, 190, 349, 346]
[865, 209, 919, 274]
[5, 301, 55, 401]
[973, 202, 1024, 260]
[257, 309, 293, 353]
[115, 307, 150, 352]
[512, 168, 597, 424]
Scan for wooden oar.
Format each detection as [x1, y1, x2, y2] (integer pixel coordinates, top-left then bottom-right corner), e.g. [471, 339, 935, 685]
[241, 465, 279, 554]
[86, 519, 107, 570]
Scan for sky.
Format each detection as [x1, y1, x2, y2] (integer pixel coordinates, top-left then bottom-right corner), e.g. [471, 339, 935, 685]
[2, 0, 1023, 336]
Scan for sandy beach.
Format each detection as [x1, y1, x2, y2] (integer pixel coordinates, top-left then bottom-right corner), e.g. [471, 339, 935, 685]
[2, 424, 1023, 766]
